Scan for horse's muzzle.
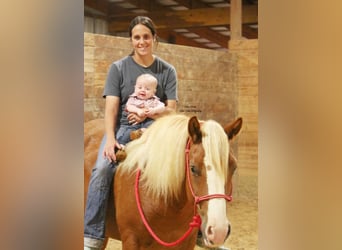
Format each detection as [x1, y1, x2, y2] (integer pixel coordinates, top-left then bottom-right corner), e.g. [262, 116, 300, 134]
[204, 223, 231, 247]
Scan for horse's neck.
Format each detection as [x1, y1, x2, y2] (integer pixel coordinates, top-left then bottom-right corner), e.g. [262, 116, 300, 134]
[169, 179, 194, 212]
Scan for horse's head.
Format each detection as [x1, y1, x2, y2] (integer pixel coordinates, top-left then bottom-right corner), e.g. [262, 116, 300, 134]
[187, 116, 242, 248]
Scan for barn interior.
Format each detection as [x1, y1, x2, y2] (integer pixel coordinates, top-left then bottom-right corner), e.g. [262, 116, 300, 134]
[84, 0, 258, 51]
[84, 1, 258, 249]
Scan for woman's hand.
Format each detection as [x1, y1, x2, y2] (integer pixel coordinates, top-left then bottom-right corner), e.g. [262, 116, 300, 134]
[128, 112, 146, 125]
[103, 137, 122, 163]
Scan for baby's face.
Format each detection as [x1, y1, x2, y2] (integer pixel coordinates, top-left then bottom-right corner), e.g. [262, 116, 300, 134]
[134, 81, 156, 100]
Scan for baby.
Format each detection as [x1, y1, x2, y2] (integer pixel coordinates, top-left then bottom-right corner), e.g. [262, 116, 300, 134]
[126, 73, 165, 117]
[115, 73, 165, 161]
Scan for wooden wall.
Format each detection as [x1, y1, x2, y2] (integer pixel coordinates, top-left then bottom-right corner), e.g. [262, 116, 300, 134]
[84, 33, 258, 170]
[229, 40, 258, 169]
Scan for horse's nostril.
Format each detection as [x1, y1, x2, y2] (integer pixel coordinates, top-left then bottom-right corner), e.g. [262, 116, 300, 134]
[227, 224, 231, 237]
[207, 225, 213, 235]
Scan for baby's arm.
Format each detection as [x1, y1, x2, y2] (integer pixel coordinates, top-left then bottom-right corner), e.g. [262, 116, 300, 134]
[126, 104, 146, 117]
[145, 101, 165, 116]
[126, 97, 147, 117]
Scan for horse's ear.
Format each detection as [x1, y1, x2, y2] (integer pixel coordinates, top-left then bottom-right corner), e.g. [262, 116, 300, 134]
[224, 117, 243, 140]
[188, 116, 202, 144]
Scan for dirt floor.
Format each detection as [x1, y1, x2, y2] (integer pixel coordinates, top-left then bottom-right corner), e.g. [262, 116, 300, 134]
[105, 168, 258, 250]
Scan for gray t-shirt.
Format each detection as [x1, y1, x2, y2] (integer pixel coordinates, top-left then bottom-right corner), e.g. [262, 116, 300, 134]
[103, 56, 178, 126]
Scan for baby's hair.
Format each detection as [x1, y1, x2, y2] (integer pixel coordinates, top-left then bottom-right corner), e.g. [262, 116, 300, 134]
[136, 73, 158, 89]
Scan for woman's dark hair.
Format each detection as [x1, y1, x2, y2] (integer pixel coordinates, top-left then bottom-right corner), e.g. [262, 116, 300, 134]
[128, 16, 159, 55]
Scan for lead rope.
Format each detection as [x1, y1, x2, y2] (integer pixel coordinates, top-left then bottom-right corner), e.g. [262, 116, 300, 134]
[135, 169, 201, 247]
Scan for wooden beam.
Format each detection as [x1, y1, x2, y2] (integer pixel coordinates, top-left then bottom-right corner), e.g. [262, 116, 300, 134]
[108, 0, 153, 15]
[112, 0, 208, 11]
[84, 0, 109, 15]
[242, 24, 258, 39]
[171, 0, 209, 9]
[108, 6, 258, 33]
[185, 27, 229, 48]
[157, 30, 210, 49]
[230, 0, 242, 40]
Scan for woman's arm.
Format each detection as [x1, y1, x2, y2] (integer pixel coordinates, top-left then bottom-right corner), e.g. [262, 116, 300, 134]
[164, 99, 177, 112]
[103, 96, 121, 162]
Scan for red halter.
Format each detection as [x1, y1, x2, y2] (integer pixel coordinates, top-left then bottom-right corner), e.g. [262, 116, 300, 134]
[185, 138, 233, 207]
[134, 138, 233, 247]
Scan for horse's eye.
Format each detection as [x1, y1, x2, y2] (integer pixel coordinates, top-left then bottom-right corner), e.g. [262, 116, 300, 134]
[190, 165, 199, 176]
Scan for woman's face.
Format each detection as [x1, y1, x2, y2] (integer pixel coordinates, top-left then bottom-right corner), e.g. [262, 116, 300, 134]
[131, 24, 155, 57]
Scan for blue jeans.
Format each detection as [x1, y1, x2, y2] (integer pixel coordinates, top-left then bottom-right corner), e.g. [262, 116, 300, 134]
[84, 135, 117, 248]
[116, 119, 154, 145]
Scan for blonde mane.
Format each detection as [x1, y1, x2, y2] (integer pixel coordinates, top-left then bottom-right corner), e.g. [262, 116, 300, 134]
[120, 114, 229, 202]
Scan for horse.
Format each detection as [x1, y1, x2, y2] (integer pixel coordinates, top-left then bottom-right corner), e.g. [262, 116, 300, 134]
[84, 114, 242, 250]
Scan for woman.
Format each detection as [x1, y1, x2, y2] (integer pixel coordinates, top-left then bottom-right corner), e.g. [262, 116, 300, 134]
[84, 16, 178, 250]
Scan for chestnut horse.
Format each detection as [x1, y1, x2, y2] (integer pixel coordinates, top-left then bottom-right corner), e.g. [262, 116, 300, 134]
[84, 114, 242, 250]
